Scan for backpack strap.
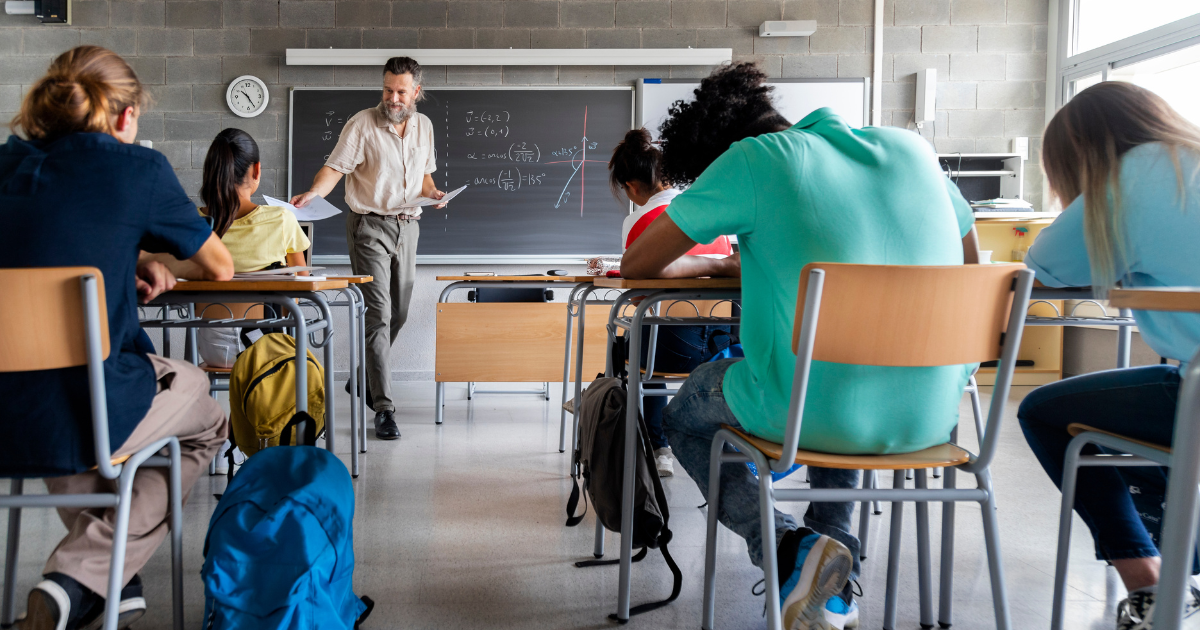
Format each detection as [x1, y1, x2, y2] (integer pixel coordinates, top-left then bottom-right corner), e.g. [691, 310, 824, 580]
[601, 409, 682, 618]
[575, 546, 648, 568]
[355, 596, 375, 629]
[565, 473, 588, 527]
[280, 411, 319, 447]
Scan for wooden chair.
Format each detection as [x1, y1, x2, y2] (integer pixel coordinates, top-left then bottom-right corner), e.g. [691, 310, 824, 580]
[701, 263, 1033, 630]
[0, 268, 185, 630]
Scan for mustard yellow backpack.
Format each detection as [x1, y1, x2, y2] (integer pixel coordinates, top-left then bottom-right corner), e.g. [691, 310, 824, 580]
[229, 333, 326, 458]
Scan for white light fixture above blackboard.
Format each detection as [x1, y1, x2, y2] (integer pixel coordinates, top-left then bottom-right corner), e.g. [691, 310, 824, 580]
[286, 48, 733, 67]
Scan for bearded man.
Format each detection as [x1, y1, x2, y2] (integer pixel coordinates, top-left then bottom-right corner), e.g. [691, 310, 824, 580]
[291, 56, 443, 441]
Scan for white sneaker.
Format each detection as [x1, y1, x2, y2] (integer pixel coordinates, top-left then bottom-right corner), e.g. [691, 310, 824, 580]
[212, 440, 232, 475]
[1116, 586, 1200, 629]
[654, 447, 674, 477]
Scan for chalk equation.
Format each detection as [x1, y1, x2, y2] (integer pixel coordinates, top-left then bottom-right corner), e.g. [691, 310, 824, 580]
[465, 142, 542, 163]
[473, 168, 546, 192]
[464, 110, 510, 123]
[465, 126, 510, 138]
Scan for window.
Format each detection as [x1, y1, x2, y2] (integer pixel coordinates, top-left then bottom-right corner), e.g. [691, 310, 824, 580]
[1110, 44, 1200, 124]
[1074, 0, 1200, 55]
[1056, 1, 1200, 108]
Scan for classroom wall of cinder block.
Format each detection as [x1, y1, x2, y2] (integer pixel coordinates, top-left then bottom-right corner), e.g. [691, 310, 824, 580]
[0, 0, 1050, 212]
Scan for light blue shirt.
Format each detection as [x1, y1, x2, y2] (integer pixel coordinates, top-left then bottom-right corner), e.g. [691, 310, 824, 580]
[1025, 142, 1200, 365]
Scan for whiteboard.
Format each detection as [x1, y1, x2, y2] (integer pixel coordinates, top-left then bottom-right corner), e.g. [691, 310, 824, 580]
[635, 78, 869, 141]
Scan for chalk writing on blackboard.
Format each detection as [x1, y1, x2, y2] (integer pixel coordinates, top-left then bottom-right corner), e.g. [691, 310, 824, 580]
[546, 106, 606, 216]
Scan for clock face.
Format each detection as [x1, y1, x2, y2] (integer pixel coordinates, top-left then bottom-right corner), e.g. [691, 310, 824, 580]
[227, 76, 269, 118]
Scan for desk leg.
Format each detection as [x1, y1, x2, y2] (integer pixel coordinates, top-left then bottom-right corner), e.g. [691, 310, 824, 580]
[559, 284, 584, 453]
[572, 286, 598, 475]
[356, 286, 368, 451]
[281, 300, 309, 415]
[344, 289, 359, 478]
[310, 293, 337, 455]
[1117, 309, 1133, 369]
[436, 382, 445, 425]
[616, 297, 644, 622]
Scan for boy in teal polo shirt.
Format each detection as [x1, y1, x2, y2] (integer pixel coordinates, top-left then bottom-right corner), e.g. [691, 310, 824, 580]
[622, 63, 977, 629]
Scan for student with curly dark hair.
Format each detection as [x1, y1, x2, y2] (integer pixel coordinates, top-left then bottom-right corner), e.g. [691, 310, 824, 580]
[623, 62, 980, 629]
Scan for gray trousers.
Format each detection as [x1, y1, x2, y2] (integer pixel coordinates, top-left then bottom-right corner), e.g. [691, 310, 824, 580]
[347, 212, 419, 413]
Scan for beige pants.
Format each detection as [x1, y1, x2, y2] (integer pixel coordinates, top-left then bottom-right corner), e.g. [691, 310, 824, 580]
[347, 212, 419, 413]
[43, 355, 227, 596]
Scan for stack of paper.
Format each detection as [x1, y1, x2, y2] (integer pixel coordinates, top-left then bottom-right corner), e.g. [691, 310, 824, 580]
[971, 198, 1034, 211]
[231, 266, 326, 281]
[263, 195, 342, 221]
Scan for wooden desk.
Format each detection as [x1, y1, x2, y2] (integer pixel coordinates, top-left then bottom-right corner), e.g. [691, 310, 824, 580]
[170, 278, 349, 292]
[433, 276, 604, 436]
[327, 275, 374, 284]
[436, 275, 594, 282]
[1109, 287, 1200, 312]
[144, 280, 346, 465]
[594, 277, 741, 289]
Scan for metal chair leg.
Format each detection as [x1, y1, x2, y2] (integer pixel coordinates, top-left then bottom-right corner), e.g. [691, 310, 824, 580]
[978, 470, 1012, 630]
[759, 470, 783, 630]
[2, 479, 24, 628]
[883, 470, 906, 630]
[857, 470, 872, 561]
[939, 465, 958, 628]
[969, 376, 985, 445]
[103, 469, 137, 630]
[593, 517, 605, 559]
[916, 470, 934, 630]
[702, 438, 726, 630]
[168, 441, 184, 630]
[1050, 438, 1087, 630]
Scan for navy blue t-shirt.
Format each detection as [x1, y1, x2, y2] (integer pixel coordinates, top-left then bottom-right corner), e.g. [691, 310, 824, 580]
[0, 133, 212, 477]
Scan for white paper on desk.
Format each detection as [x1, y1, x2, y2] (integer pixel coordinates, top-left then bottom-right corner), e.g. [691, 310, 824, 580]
[263, 195, 342, 221]
[395, 184, 467, 209]
[233, 266, 324, 277]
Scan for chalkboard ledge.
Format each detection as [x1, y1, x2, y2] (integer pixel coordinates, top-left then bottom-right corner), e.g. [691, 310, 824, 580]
[313, 255, 617, 266]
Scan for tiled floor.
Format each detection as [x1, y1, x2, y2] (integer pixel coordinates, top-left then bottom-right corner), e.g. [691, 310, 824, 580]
[2, 383, 1129, 629]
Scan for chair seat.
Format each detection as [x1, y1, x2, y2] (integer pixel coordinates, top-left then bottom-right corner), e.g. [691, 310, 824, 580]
[1067, 423, 1170, 453]
[200, 364, 232, 374]
[722, 425, 972, 471]
[638, 367, 690, 379]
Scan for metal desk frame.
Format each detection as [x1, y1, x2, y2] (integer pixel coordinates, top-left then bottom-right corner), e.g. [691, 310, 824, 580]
[321, 283, 369, 477]
[600, 286, 742, 622]
[141, 290, 338, 456]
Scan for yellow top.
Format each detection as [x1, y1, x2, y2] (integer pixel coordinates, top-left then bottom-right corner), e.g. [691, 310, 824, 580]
[202, 205, 311, 273]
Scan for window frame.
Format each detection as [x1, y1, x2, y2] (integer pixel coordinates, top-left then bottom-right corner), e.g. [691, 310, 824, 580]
[1054, 4, 1200, 107]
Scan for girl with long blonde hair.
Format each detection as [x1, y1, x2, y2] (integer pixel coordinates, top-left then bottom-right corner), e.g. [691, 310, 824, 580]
[1019, 81, 1200, 629]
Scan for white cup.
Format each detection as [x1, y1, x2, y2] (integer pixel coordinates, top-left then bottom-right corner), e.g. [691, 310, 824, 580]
[979, 250, 993, 263]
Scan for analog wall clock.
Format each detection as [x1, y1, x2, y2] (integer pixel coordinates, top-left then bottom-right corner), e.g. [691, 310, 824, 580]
[226, 75, 269, 118]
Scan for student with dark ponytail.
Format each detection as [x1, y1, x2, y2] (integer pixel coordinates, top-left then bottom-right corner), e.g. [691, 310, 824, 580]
[194, 128, 311, 370]
[609, 128, 734, 477]
[200, 128, 309, 272]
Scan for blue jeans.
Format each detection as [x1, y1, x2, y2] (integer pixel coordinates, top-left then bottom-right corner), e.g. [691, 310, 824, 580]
[1019, 365, 1179, 563]
[663, 359, 861, 575]
[641, 325, 731, 450]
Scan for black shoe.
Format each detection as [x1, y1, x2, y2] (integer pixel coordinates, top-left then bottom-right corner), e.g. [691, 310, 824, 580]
[374, 410, 400, 440]
[343, 379, 374, 409]
[77, 574, 146, 630]
[21, 572, 91, 630]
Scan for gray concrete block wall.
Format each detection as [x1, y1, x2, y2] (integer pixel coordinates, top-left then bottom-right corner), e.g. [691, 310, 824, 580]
[1, 0, 1049, 377]
[1, 0, 1049, 208]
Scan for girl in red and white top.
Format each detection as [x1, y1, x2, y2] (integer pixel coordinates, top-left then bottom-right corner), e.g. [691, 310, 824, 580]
[609, 129, 734, 477]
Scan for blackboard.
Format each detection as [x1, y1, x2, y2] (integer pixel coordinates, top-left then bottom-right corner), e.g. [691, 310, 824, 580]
[288, 87, 633, 261]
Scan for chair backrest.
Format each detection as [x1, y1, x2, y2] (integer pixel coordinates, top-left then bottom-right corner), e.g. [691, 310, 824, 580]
[0, 267, 110, 372]
[773, 262, 1034, 474]
[794, 263, 1024, 367]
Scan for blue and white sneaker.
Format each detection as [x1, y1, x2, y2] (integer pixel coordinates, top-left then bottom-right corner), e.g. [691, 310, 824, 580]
[824, 594, 860, 629]
[777, 528, 853, 630]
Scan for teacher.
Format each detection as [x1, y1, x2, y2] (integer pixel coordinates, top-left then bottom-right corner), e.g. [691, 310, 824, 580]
[291, 56, 444, 441]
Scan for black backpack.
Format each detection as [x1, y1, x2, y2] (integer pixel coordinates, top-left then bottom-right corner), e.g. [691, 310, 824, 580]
[566, 376, 682, 619]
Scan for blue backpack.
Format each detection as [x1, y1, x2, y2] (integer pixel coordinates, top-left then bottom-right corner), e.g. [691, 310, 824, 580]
[202, 446, 373, 629]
